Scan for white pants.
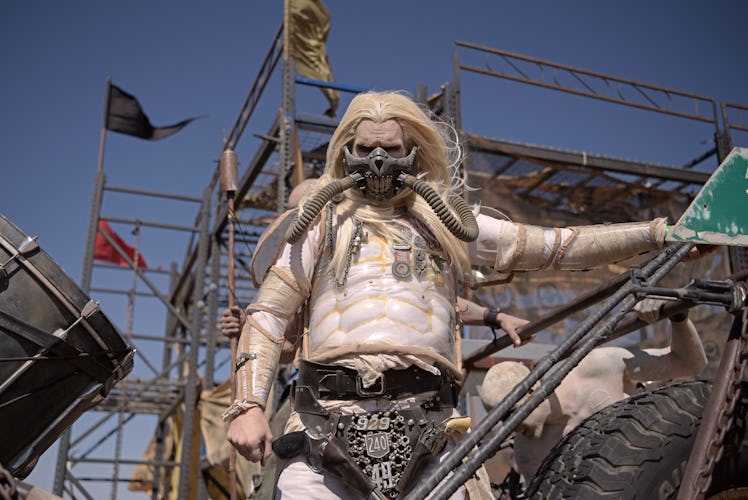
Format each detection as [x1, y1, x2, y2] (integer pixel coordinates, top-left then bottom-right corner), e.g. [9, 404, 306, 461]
[274, 449, 466, 500]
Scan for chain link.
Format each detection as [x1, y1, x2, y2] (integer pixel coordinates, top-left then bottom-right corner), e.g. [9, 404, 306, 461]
[0, 464, 17, 500]
[693, 308, 748, 495]
[335, 219, 362, 288]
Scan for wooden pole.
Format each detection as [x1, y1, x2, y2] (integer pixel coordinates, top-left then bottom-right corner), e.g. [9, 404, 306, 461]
[220, 147, 239, 500]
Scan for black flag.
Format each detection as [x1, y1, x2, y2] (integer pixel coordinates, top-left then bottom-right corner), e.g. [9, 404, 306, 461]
[106, 84, 197, 140]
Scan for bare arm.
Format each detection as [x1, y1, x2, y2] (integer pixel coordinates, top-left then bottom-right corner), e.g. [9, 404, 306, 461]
[658, 315, 707, 379]
[456, 297, 489, 325]
[622, 301, 706, 382]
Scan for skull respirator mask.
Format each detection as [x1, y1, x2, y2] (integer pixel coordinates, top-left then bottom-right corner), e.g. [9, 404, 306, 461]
[343, 146, 419, 202]
[285, 144, 478, 244]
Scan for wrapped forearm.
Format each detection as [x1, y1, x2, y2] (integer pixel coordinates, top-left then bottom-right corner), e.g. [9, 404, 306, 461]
[223, 267, 307, 420]
[492, 217, 667, 272]
[236, 316, 284, 406]
[554, 218, 666, 270]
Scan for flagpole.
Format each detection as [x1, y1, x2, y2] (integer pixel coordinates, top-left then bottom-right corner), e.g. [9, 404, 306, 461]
[83, 77, 112, 292]
[220, 147, 239, 500]
[98, 77, 112, 173]
[283, 0, 290, 61]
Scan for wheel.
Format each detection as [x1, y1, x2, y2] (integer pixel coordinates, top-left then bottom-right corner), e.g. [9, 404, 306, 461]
[526, 380, 748, 499]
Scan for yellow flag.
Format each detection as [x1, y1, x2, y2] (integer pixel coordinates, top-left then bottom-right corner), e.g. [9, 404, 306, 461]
[285, 0, 340, 117]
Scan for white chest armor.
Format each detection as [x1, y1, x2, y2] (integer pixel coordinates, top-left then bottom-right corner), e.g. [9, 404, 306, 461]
[307, 225, 458, 364]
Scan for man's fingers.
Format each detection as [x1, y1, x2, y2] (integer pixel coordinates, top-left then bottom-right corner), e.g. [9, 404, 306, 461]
[238, 447, 254, 462]
[243, 441, 266, 464]
[227, 435, 268, 464]
[515, 333, 536, 347]
[635, 298, 666, 324]
[509, 331, 521, 346]
[227, 438, 254, 462]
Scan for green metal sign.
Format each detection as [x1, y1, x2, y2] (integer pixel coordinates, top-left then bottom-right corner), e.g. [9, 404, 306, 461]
[668, 147, 748, 247]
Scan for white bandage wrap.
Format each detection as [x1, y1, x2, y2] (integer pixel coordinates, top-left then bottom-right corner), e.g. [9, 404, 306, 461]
[221, 318, 283, 421]
[222, 268, 306, 421]
[490, 217, 666, 272]
[555, 218, 666, 270]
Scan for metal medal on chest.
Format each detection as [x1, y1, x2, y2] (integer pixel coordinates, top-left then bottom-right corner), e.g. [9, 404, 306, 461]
[392, 243, 412, 279]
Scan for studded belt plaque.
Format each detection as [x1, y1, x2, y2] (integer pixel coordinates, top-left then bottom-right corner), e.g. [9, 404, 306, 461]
[340, 410, 414, 496]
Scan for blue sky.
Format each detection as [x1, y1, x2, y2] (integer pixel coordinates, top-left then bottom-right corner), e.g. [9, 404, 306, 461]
[3, 0, 748, 496]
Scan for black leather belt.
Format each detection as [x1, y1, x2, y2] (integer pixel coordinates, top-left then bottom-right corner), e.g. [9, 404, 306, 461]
[296, 359, 456, 403]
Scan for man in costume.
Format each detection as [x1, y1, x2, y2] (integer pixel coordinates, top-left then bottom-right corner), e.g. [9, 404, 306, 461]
[224, 90, 674, 498]
[480, 299, 706, 486]
[219, 177, 530, 498]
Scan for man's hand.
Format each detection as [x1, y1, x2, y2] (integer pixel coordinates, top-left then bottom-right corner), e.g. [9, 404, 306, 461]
[227, 406, 273, 465]
[682, 244, 719, 262]
[634, 297, 667, 324]
[497, 313, 532, 347]
[220, 306, 245, 338]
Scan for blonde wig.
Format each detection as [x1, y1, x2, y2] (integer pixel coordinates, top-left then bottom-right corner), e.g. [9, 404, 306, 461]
[301, 91, 472, 281]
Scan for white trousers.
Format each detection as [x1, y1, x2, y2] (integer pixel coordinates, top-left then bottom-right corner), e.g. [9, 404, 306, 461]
[274, 449, 466, 500]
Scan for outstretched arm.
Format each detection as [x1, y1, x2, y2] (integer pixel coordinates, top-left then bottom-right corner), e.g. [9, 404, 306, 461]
[470, 214, 668, 273]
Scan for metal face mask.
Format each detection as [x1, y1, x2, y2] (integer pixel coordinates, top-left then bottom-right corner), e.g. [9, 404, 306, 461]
[343, 145, 418, 201]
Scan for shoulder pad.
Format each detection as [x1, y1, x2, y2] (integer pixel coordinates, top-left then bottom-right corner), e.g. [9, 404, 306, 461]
[250, 209, 298, 287]
[471, 205, 514, 288]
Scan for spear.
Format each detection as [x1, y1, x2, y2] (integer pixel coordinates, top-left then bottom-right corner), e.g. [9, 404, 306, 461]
[220, 147, 239, 500]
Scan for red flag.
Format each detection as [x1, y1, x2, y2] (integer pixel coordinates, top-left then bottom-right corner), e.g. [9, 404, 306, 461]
[94, 220, 147, 268]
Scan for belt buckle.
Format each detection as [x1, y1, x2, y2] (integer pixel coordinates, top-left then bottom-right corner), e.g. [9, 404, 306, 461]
[355, 374, 385, 397]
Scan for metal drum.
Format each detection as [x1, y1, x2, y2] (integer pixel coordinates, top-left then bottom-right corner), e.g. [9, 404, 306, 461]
[0, 213, 134, 478]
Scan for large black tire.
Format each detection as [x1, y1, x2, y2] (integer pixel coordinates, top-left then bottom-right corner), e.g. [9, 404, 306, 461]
[526, 380, 748, 499]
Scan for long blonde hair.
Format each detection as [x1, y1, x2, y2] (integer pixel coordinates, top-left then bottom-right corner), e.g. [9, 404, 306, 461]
[303, 91, 472, 281]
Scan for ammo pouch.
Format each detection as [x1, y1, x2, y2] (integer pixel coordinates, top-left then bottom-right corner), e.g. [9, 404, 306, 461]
[272, 360, 459, 498]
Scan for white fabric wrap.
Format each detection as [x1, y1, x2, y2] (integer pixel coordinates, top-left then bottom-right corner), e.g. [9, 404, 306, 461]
[470, 214, 667, 272]
[232, 313, 282, 409]
[223, 251, 312, 420]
